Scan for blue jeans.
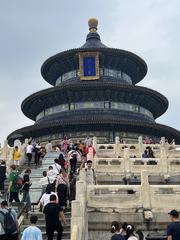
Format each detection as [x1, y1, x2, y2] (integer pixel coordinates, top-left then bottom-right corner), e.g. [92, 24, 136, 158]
[21, 190, 31, 211]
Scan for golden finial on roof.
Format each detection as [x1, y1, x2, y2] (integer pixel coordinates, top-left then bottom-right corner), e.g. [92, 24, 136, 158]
[88, 18, 98, 32]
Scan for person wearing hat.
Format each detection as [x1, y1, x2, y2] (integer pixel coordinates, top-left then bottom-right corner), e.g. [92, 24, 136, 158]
[167, 209, 180, 240]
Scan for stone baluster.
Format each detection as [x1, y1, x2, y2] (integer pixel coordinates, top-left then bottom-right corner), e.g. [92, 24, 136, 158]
[20, 139, 29, 165]
[138, 136, 143, 157]
[87, 147, 94, 162]
[115, 136, 119, 156]
[124, 147, 130, 177]
[160, 136, 166, 146]
[71, 200, 83, 240]
[93, 136, 97, 152]
[79, 169, 86, 182]
[160, 144, 168, 174]
[1, 140, 9, 162]
[141, 171, 151, 209]
[76, 180, 87, 240]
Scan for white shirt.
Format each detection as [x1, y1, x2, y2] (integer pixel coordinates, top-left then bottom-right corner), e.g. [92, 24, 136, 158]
[26, 145, 34, 154]
[51, 163, 61, 175]
[47, 170, 57, 183]
[40, 192, 58, 207]
[85, 168, 96, 185]
[128, 237, 138, 240]
[39, 177, 49, 187]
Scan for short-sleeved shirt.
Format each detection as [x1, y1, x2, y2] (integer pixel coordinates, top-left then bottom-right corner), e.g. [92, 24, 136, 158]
[127, 236, 138, 240]
[22, 174, 30, 191]
[26, 145, 34, 154]
[43, 202, 63, 226]
[167, 221, 180, 240]
[111, 233, 125, 240]
[40, 192, 58, 207]
[47, 170, 57, 183]
[21, 226, 42, 240]
[85, 168, 96, 185]
[0, 208, 17, 235]
[39, 177, 49, 187]
[8, 171, 18, 192]
[51, 163, 61, 175]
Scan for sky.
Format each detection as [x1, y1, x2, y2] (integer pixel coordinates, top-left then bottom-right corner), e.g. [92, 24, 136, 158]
[0, 0, 180, 145]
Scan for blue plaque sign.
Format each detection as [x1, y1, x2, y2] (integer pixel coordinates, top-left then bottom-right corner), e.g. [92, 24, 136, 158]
[79, 52, 100, 80]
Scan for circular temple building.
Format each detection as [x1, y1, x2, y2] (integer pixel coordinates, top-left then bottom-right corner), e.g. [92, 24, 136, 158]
[7, 18, 180, 145]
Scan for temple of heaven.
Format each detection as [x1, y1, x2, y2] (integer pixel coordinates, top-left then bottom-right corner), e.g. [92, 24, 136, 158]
[7, 18, 180, 145]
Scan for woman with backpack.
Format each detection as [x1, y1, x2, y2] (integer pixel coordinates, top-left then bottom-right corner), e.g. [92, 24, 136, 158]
[21, 168, 32, 212]
[55, 168, 69, 209]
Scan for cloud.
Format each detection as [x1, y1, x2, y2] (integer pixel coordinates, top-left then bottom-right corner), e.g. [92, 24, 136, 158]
[0, 0, 180, 144]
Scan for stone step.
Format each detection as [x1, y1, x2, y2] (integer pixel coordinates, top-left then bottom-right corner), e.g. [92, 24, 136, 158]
[29, 211, 71, 218]
[23, 217, 71, 225]
[22, 224, 70, 231]
[42, 230, 70, 238]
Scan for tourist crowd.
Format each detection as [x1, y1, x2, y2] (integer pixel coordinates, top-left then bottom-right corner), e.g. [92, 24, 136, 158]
[0, 136, 97, 240]
[0, 135, 179, 240]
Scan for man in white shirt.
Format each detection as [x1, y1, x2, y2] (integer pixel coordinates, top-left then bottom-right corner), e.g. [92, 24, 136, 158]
[26, 142, 34, 166]
[85, 160, 97, 185]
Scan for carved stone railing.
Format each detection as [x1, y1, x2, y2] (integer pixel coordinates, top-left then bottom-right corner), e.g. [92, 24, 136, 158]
[86, 171, 180, 212]
[71, 170, 88, 240]
[92, 136, 180, 176]
[0, 139, 29, 169]
[87, 185, 142, 211]
[93, 136, 180, 159]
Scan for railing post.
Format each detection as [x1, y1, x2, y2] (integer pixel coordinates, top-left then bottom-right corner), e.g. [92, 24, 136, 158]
[87, 147, 94, 161]
[75, 180, 87, 240]
[92, 136, 97, 152]
[160, 143, 168, 174]
[141, 171, 151, 209]
[1, 140, 9, 162]
[124, 148, 130, 177]
[71, 200, 82, 240]
[79, 169, 86, 182]
[138, 136, 143, 157]
[160, 137, 166, 145]
[115, 136, 119, 156]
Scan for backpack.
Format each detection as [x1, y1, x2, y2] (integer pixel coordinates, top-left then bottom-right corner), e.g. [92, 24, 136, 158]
[72, 151, 77, 159]
[85, 168, 95, 179]
[14, 173, 23, 190]
[0, 208, 17, 234]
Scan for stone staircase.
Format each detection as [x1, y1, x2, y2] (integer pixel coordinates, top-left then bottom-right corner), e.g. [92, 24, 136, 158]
[22, 209, 71, 240]
[20, 152, 72, 240]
